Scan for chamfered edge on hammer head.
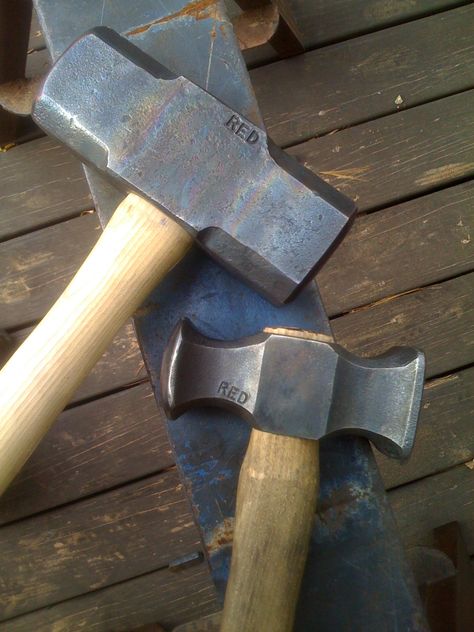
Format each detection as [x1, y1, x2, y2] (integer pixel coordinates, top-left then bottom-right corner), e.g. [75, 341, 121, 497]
[161, 319, 426, 460]
[31, 27, 357, 305]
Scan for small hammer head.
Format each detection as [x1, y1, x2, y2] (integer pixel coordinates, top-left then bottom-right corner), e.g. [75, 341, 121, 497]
[32, 27, 356, 304]
[161, 320, 425, 459]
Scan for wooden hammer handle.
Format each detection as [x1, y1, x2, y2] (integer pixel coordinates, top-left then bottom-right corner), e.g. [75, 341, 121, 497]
[220, 329, 325, 632]
[221, 430, 319, 632]
[0, 193, 192, 496]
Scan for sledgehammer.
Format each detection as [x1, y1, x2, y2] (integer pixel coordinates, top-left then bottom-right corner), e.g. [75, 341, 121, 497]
[0, 28, 354, 495]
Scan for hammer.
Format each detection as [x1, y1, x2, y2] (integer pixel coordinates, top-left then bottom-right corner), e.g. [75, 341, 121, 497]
[161, 320, 425, 631]
[0, 28, 355, 494]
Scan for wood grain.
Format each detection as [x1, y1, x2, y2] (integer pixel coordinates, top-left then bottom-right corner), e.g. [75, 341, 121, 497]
[254, 4, 474, 146]
[319, 181, 474, 316]
[0, 137, 91, 241]
[5, 8, 474, 238]
[0, 366, 472, 629]
[2, 100, 474, 331]
[0, 382, 171, 525]
[221, 431, 318, 632]
[0, 212, 99, 329]
[5, 89, 473, 241]
[29, 3, 472, 112]
[377, 366, 474, 489]
[0, 469, 201, 620]
[0, 284, 474, 519]
[10, 321, 147, 404]
[289, 90, 474, 211]
[332, 272, 474, 379]
[389, 463, 474, 555]
[0, 348, 469, 529]
[0, 4, 472, 628]
[220, 328, 325, 632]
[0, 561, 218, 632]
[288, 0, 469, 47]
[0, 193, 192, 496]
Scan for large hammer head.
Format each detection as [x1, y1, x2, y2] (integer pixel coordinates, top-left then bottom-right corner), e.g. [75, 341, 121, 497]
[32, 27, 356, 304]
[161, 320, 425, 459]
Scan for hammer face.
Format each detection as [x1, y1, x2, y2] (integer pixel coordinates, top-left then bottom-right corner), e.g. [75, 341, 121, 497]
[33, 27, 356, 304]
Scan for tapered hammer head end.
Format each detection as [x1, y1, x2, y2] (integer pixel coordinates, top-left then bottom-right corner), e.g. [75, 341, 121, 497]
[161, 319, 198, 421]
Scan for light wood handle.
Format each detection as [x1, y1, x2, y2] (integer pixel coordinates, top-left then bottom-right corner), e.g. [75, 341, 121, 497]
[0, 193, 192, 495]
[220, 328, 330, 632]
[220, 429, 319, 632]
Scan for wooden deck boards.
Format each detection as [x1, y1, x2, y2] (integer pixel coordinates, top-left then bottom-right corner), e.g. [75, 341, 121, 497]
[13, 321, 147, 403]
[254, 4, 474, 145]
[0, 382, 171, 525]
[0, 470, 206, 619]
[377, 366, 474, 488]
[1, 2, 474, 630]
[4, 563, 218, 632]
[0, 137, 91, 241]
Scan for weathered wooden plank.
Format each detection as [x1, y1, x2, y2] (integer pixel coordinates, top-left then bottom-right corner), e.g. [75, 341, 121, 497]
[0, 212, 98, 329]
[10, 321, 147, 404]
[3, 326, 474, 526]
[289, 0, 469, 48]
[6, 23, 474, 236]
[289, 90, 474, 212]
[0, 382, 171, 525]
[26, 1, 466, 74]
[0, 136, 91, 241]
[3, 91, 473, 250]
[29, 3, 471, 82]
[253, 4, 474, 146]
[0, 262, 472, 624]
[1, 561, 218, 632]
[1, 370, 470, 626]
[377, 366, 474, 489]
[0, 209, 148, 399]
[389, 463, 474, 554]
[21, 7, 474, 145]
[244, 0, 469, 67]
[3, 97, 474, 330]
[318, 181, 474, 316]
[2, 273, 472, 527]
[0, 469, 201, 620]
[331, 272, 474, 379]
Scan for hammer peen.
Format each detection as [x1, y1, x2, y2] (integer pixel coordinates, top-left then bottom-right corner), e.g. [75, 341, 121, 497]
[162, 320, 425, 631]
[0, 28, 355, 495]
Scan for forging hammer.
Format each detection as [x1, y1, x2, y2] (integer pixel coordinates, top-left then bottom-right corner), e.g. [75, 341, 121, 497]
[162, 320, 425, 631]
[0, 28, 356, 495]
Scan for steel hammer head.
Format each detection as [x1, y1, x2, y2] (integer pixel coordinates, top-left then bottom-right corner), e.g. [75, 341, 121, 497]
[32, 27, 356, 304]
[161, 320, 425, 459]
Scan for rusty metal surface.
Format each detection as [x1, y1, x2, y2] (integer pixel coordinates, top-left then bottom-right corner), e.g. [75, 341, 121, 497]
[34, 1, 427, 628]
[231, 3, 279, 51]
[231, 0, 304, 57]
[0, 76, 43, 115]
